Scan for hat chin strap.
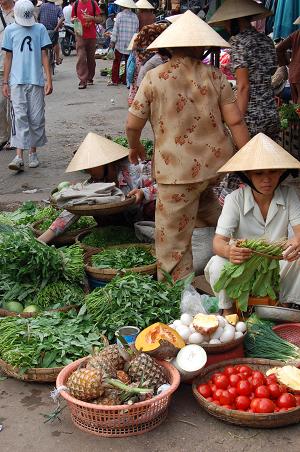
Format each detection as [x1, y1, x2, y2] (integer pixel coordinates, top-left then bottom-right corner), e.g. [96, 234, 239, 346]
[236, 169, 298, 194]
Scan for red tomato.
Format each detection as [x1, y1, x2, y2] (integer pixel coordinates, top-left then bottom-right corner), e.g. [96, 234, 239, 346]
[250, 398, 260, 412]
[213, 400, 221, 406]
[266, 374, 277, 385]
[252, 371, 266, 383]
[251, 376, 265, 389]
[255, 385, 270, 399]
[238, 366, 253, 376]
[215, 375, 230, 390]
[213, 389, 223, 401]
[277, 393, 296, 409]
[197, 384, 212, 399]
[219, 390, 234, 406]
[279, 407, 288, 412]
[222, 404, 233, 410]
[256, 398, 275, 413]
[268, 383, 281, 400]
[212, 372, 224, 384]
[228, 387, 238, 400]
[207, 380, 213, 387]
[235, 395, 251, 411]
[206, 397, 213, 403]
[236, 380, 252, 396]
[210, 384, 217, 393]
[223, 366, 237, 376]
[229, 374, 241, 387]
[294, 395, 300, 406]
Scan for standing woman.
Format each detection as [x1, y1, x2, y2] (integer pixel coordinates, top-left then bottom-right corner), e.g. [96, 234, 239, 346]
[126, 11, 249, 281]
[135, 0, 155, 31]
[208, 0, 280, 140]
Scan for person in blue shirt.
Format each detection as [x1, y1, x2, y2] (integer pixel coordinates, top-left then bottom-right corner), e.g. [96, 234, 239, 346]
[2, 0, 53, 172]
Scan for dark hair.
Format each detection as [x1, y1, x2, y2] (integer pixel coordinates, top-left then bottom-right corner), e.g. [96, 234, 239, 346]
[230, 18, 240, 36]
[158, 48, 171, 58]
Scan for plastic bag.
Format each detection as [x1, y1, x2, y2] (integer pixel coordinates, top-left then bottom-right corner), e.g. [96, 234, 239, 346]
[106, 48, 115, 60]
[180, 285, 219, 316]
[73, 19, 83, 37]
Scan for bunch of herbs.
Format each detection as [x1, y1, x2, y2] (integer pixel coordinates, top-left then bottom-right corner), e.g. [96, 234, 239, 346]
[91, 246, 156, 270]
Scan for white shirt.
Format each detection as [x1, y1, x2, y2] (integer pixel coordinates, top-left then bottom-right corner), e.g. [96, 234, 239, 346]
[63, 4, 73, 28]
[216, 185, 300, 241]
[0, 7, 14, 73]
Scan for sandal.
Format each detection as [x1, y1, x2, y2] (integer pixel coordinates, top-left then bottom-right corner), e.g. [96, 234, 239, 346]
[107, 81, 118, 86]
[56, 57, 63, 65]
[78, 82, 87, 89]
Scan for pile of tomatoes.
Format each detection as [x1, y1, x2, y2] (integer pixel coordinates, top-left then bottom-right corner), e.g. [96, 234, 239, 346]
[197, 364, 300, 413]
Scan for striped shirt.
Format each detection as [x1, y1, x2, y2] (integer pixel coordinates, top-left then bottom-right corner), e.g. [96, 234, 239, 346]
[111, 9, 139, 55]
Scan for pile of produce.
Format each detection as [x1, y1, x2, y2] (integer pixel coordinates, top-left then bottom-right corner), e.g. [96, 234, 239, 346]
[90, 246, 156, 270]
[38, 215, 96, 233]
[214, 238, 284, 311]
[81, 226, 137, 248]
[0, 311, 106, 371]
[0, 230, 85, 313]
[279, 103, 300, 129]
[67, 344, 168, 405]
[245, 315, 300, 361]
[169, 313, 246, 345]
[196, 364, 300, 413]
[85, 273, 187, 341]
[107, 135, 154, 161]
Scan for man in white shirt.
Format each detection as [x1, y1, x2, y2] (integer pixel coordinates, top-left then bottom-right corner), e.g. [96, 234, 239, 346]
[63, 0, 74, 29]
[0, 0, 14, 149]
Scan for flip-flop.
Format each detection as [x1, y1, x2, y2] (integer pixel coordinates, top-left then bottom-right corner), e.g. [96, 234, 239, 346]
[78, 83, 87, 89]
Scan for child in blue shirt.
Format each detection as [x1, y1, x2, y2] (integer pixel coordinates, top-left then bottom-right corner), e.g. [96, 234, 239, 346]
[2, 0, 52, 171]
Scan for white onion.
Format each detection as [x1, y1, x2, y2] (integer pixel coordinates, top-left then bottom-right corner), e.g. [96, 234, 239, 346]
[216, 315, 226, 328]
[234, 331, 244, 340]
[209, 338, 221, 345]
[189, 324, 196, 334]
[220, 328, 235, 343]
[235, 321, 247, 333]
[173, 319, 182, 329]
[188, 332, 204, 344]
[180, 313, 193, 326]
[210, 326, 223, 340]
[176, 324, 191, 342]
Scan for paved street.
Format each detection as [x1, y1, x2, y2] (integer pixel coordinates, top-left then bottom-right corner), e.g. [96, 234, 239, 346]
[1, 56, 300, 452]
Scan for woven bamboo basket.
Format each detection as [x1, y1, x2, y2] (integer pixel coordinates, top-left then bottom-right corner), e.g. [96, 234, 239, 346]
[56, 357, 180, 437]
[0, 304, 77, 318]
[61, 197, 135, 217]
[192, 358, 300, 428]
[75, 227, 103, 253]
[0, 335, 109, 383]
[85, 244, 157, 282]
[31, 220, 94, 246]
[201, 332, 246, 354]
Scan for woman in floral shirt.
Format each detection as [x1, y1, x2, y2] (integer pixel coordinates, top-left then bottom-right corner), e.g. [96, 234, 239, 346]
[126, 11, 249, 281]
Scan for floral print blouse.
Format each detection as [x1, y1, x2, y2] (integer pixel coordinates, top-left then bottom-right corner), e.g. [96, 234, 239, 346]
[129, 56, 236, 184]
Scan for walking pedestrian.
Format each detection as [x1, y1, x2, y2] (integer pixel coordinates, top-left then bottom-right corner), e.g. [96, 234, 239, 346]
[0, 0, 14, 151]
[135, 0, 155, 31]
[71, 0, 102, 89]
[63, 0, 75, 30]
[2, 0, 53, 172]
[38, 0, 64, 65]
[109, 0, 138, 86]
[126, 11, 249, 281]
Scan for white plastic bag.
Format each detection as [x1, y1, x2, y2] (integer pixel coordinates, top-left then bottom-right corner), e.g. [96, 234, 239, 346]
[180, 285, 208, 316]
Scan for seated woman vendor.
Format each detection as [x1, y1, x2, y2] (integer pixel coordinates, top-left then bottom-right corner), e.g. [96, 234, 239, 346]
[39, 133, 157, 244]
[205, 133, 300, 315]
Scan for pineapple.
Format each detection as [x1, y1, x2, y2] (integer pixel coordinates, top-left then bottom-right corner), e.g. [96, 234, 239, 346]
[116, 370, 131, 384]
[126, 353, 168, 391]
[92, 388, 121, 406]
[67, 368, 104, 401]
[87, 345, 125, 373]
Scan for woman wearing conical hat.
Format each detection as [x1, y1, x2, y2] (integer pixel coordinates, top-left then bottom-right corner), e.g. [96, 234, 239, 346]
[135, 0, 156, 30]
[126, 11, 250, 281]
[204, 133, 300, 314]
[208, 0, 280, 139]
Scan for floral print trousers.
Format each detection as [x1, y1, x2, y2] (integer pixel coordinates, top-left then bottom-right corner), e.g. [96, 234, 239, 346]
[155, 181, 221, 281]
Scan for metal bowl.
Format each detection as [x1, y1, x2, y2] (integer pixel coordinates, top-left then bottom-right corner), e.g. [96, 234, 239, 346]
[255, 305, 300, 323]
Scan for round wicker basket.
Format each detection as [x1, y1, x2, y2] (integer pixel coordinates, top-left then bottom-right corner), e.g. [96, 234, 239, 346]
[61, 197, 135, 217]
[75, 228, 102, 253]
[31, 220, 94, 246]
[192, 358, 300, 428]
[201, 332, 246, 354]
[56, 356, 180, 437]
[0, 304, 77, 318]
[84, 244, 157, 282]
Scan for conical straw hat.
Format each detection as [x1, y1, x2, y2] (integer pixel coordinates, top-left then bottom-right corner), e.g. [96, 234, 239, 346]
[148, 10, 230, 50]
[294, 16, 300, 25]
[66, 133, 129, 173]
[135, 0, 154, 9]
[166, 13, 182, 23]
[114, 0, 137, 9]
[208, 0, 272, 27]
[218, 133, 300, 173]
[127, 33, 138, 51]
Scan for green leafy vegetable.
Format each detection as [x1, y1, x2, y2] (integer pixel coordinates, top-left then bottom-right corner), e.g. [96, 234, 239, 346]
[279, 103, 300, 129]
[81, 226, 137, 248]
[38, 215, 96, 232]
[91, 246, 156, 270]
[33, 281, 85, 309]
[107, 135, 154, 161]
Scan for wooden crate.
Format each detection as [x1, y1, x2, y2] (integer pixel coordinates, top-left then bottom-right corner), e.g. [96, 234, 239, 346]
[278, 122, 300, 160]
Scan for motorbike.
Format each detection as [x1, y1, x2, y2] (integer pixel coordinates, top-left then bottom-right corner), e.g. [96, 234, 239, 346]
[60, 25, 76, 57]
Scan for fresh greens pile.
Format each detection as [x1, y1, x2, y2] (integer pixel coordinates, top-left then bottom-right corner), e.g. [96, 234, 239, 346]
[2, 201, 58, 226]
[81, 226, 137, 248]
[214, 239, 284, 312]
[279, 103, 300, 129]
[107, 135, 154, 161]
[245, 314, 300, 361]
[38, 215, 96, 233]
[91, 246, 156, 270]
[85, 272, 190, 341]
[0, 311, 105, 371]
[33, 282, 85, 309]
